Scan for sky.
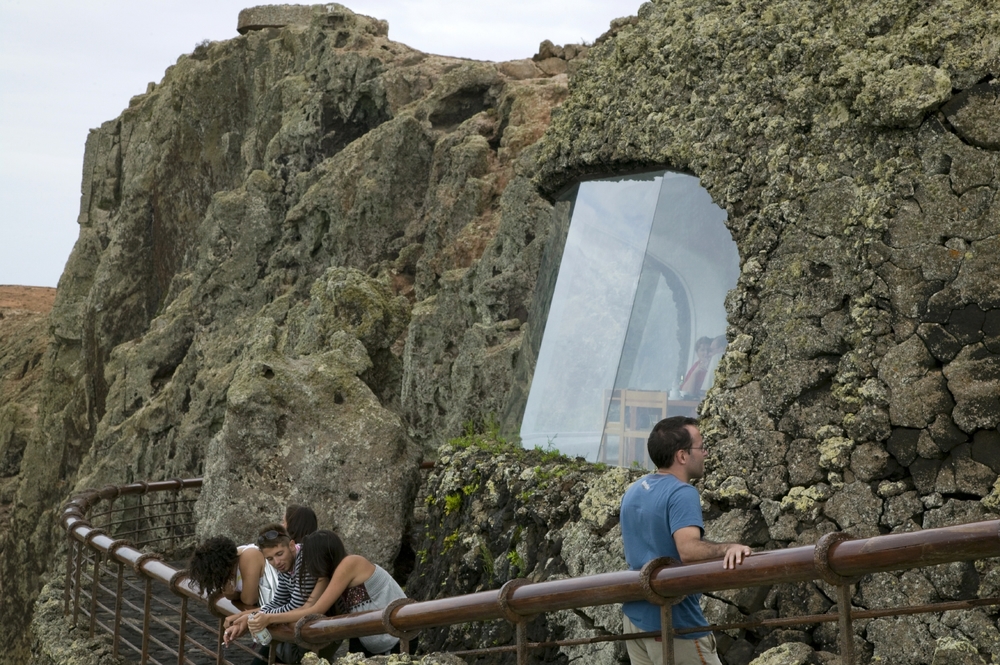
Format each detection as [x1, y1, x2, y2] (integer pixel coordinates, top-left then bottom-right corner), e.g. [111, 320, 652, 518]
[0, 1, 645, 288]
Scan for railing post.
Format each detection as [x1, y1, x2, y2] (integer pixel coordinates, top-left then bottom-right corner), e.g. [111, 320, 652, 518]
[167, 479, 183, 552]
[71, 538, 85, 627]
[380, 598, 419, 655]
[639, 557, 682, 665]
[169, 488, 178, 551]
[177, 597, 188, 665]
[113, 560, 125, 658]
[515, 621, 528, 665]
[106, 495, 117, 538]
[815, 532, 861, 665]
[141, 576, 153, 665]
[134, 481, 150, 548]
[267, 642, 276, 665]
[131, 551, 162, 665]
[837, 584, 855, 665]
[216, 618, 225, 665]
[170, 570, 190, 665]
[89, 551, 102, 636]
[497, 579, 536, 665]
[660, 603, 675, 665]
[79, 528, 108, 637]
[64, 534, 74, 616]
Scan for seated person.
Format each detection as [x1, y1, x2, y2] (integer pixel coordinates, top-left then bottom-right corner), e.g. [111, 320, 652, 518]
[224, 524, 319, 664]
[189, 536, 279, 607]
[248, 530, 408, 657]
[679, 336, 713, 397]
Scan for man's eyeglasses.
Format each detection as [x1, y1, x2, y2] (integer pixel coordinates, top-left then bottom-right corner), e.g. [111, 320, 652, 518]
[256, 530, 281, 546]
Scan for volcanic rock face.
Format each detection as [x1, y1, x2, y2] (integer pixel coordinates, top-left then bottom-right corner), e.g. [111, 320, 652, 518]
[0, 287, 55, 653]
[406, 437, 640, 665]
[531, 0, 1000, 661]
[6, 0, 1000, 662]
[0, 5, 570, 659]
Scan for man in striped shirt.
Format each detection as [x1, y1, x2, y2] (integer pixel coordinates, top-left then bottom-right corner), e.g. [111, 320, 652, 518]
[224, 524, 317, 664]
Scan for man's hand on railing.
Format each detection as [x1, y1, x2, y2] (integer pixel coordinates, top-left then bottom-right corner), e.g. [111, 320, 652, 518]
[722, 544, 751, 570]
[674, 526, 752, 568]
[223, 613, 249, 646]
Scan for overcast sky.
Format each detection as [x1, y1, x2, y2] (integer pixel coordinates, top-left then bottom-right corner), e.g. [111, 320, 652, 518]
[0, 1, 644, 288]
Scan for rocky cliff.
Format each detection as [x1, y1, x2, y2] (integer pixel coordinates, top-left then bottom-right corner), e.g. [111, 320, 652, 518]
[0, 4, 576, 661]
[0, 286, 56, 632]
[5, 0, 1000, 663]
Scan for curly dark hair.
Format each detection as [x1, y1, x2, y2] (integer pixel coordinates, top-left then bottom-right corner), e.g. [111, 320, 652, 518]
[188, 536, 239, 597]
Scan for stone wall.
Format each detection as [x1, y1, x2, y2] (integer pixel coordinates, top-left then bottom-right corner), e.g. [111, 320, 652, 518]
[531, 0, 1000, 662]
[406, 430, 639, 664]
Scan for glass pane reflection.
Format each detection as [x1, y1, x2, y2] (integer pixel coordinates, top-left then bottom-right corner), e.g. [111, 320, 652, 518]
[520, 172, 738, 467]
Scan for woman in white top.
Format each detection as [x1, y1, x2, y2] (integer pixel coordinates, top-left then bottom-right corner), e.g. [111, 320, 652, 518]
[189, 536, 280, 607]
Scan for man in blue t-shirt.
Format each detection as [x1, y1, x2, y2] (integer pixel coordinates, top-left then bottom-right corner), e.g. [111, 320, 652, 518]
[620, 416, 751, 665]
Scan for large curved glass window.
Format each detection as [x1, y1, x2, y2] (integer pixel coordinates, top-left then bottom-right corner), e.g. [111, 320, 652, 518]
[519, 171, 738, 467]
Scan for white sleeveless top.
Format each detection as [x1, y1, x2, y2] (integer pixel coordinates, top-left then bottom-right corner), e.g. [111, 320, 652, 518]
[235, 544, 280, 606]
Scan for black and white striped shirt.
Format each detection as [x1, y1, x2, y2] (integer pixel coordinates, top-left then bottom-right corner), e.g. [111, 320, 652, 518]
[260, 549, 316, 614]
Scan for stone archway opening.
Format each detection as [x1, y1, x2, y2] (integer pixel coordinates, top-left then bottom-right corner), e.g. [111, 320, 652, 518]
[519, 171, 739, 467]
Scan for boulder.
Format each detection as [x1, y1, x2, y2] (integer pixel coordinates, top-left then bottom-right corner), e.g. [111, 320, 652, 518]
[748, 641, 814, 665]
[194, 269, 421, 566]
[931, 637, 989, 665]
[879, 336, 954, 429]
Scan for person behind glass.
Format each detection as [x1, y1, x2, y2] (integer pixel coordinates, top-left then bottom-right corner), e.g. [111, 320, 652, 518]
[679, 337, 713, 397]
[284, 504, 318, 542]
[188, 536, 280, 609]
[248, 530, 409, 657]
[224, 524, 319, 664]
[620, 416, 751, 665]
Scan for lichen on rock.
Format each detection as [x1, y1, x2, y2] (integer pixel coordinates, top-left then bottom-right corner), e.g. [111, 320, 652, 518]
[8, 0, 1000, 661]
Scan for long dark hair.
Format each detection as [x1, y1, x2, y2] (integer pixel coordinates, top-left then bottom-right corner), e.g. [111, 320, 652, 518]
[284, 505, 318, 542]
[300, 530, 348, 581]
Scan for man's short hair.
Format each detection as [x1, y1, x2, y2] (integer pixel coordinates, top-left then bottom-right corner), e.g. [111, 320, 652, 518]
[647, 416, 698, 469]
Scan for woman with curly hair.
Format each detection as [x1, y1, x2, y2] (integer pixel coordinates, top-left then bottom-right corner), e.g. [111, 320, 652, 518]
[248, 530, 408, 657]
[188, 536, 279, 607]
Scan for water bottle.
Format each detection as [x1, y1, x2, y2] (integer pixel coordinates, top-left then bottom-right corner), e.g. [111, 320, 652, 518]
[250, 613, 272, 646]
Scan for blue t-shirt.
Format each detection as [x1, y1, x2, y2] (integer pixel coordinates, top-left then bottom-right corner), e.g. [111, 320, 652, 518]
[620, 473, 709, 638]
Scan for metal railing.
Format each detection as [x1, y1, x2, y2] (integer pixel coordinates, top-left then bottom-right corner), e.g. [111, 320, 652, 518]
[61, 479, 258, 665]
[62, 478, 1000, 665]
